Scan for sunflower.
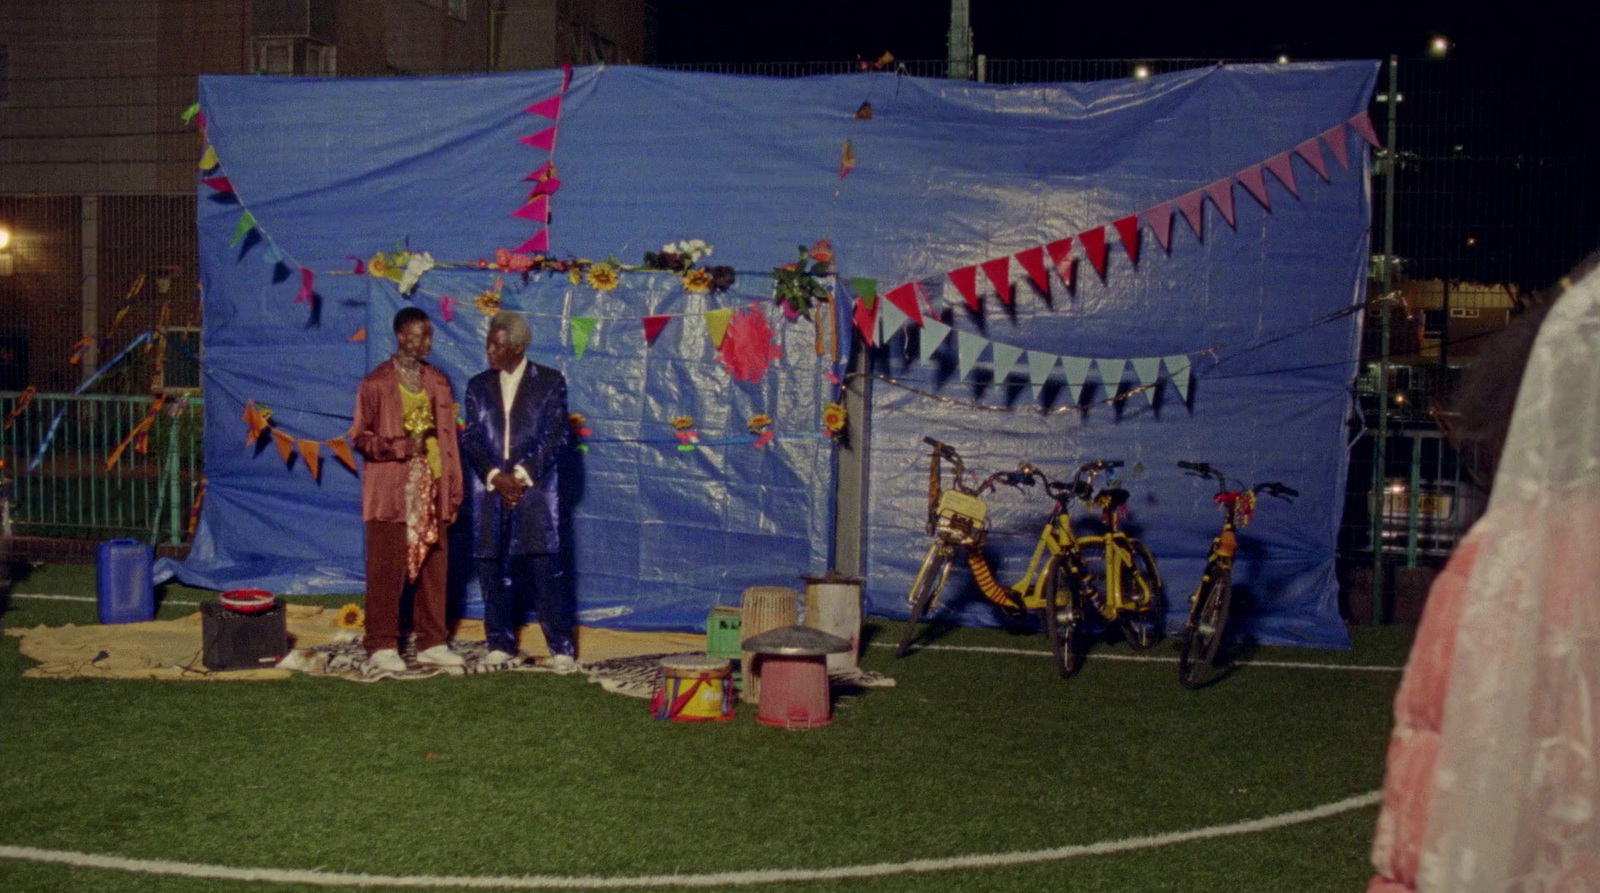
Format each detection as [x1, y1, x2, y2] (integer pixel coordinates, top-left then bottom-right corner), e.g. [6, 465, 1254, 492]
[681, 268, 714, 294]
[336, 603, 365, 630]
[671, 415, 695, 431]
[587, 263, 620, 291]
[822, 401, 846, 436]
[367, 252, 388, 278]
[747, 413, 772, 434]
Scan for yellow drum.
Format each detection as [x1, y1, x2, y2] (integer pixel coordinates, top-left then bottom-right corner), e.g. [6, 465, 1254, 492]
[649, 654, 734, 722]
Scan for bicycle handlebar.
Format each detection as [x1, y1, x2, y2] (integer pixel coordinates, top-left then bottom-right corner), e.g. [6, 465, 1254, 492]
[1255, 481, 1299, 501]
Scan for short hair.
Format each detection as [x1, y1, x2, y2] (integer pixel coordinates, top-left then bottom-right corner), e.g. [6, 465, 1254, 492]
[393, 306, 431, 334]
[489, 310, 532, 352]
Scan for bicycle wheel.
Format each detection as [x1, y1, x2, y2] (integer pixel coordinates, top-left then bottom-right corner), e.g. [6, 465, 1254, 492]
[1120, 539, 1166, 651]
[1040, 554, 1084, 678]
[1178, 569, 1232, 689]
[896, 540, 954, 657]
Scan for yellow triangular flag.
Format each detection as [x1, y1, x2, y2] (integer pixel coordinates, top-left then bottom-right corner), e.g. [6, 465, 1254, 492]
[199, 144, 217, 170]
[272, 429, 294, 464]
[704, 308, 733, 349]
[297, 439, 322, 480]
[327, 436, 357, 473]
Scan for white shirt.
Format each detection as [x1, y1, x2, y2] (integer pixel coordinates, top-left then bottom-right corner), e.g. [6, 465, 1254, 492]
[486, 358, 534, 488]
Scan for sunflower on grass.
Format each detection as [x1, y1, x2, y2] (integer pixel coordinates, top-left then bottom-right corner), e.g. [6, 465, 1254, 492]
[336, 603, 365, 630]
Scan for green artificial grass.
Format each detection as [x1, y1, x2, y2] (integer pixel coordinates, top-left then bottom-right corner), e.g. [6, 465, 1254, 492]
[0, 564, 1413, 892]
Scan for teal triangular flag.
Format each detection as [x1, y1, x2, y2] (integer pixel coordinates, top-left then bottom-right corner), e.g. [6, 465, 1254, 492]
[570, 317, 595, 359]
[1027, 351, 1059, 400]
[1061, 356, 1092, 403]
[1130, 357, 1162, 404]
[877, 296, 909, 345]
[990, 342, 1023, 382]
[1097, 359, 1130, 398]
[1163, 354, 1192, 402]
[956, 331, 988, 380]
[919, 318, 951, 362]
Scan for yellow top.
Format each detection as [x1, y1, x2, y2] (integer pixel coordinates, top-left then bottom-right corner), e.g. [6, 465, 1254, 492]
[398, 384, 441, 479]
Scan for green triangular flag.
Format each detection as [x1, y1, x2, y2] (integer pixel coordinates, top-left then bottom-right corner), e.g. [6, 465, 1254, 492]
[181, 102, 200, 123]
[849, 277, 879, 311]
[229, 211, 256, 248]
[569, 317, 595, 359]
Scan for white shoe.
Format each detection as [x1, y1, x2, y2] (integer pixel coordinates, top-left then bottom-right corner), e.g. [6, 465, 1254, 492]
[368, 649, 407, 673]
[482, 649, 517, 666]
[416, 644, 465, 667]
[547, 654, 578, 675]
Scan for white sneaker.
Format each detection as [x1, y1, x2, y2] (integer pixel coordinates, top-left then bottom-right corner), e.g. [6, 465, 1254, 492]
[482, 649, 517, 666]
[416, 644, 465, 667]
[368, 649, 407, 673]
[547, 654, 578, 675]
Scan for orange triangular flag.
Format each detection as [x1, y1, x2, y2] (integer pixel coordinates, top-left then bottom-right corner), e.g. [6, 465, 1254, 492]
[704, 308, 733, 348]
[297, 439, 321, 479]
[349, 328, 366, 342]
[327, 436, 357, 472]
[243, 401, 266, 444]
[272, 429, 294, 464]
[839, 139, 856, 179]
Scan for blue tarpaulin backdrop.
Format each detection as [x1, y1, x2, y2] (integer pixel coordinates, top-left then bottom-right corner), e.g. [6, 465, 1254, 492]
[171, 62, 1375, 646]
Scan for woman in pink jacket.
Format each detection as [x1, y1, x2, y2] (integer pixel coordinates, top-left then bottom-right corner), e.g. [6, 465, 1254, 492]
[1369, 255, 1600, 892]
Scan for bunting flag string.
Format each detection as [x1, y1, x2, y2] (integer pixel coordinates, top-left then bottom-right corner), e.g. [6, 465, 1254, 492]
[240, 397, 359, 480]
[511, 69, 572, 259]
[856, 111, 1378, 339]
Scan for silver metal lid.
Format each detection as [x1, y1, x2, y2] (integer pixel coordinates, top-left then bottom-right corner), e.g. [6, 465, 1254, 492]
[740, 624, 852, 655]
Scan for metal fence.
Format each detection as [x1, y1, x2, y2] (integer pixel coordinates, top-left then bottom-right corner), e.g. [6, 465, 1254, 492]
[0, 391, 203, 544]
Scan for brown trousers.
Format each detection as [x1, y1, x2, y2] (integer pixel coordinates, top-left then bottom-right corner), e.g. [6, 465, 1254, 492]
[363, 521, 448, 654]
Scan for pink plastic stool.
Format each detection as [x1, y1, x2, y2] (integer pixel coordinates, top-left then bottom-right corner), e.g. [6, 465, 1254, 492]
[754, 654, 832, 729]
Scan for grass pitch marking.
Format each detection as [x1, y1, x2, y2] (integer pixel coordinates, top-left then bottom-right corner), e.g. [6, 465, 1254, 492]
[878, 641, 1405, 672]
[0, 791, 1381, 888]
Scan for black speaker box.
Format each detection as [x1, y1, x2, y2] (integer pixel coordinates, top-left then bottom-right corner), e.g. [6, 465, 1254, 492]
[201, 600, 288, 670]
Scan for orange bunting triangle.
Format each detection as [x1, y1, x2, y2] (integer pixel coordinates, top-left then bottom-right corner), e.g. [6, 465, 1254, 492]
[243, 401, 265, 444]
[272, 429, 294, 464]
[297, 439, 322, 479]
[839, 139, 856, 179]
[349, 328, 366, 342]
[327, 436, 357, 472]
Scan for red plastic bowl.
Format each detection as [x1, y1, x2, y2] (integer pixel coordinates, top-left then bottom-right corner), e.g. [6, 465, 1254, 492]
[220, 589, 275, 614]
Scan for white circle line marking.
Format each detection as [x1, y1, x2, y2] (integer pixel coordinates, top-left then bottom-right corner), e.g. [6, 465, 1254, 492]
[0, 791, 1381, 889]
[875, 641, 1404, 672]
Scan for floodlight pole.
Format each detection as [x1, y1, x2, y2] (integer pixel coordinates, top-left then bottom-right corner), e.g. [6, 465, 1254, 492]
[947, 0, 973, 80]
[1368, 54, 1400, 623]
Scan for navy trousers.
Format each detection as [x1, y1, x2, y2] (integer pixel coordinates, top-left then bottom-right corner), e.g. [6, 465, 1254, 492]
[477, 551, 575, 657]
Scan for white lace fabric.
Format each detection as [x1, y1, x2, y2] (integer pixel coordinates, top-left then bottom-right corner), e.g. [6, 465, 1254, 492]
[1419, 265, 1600, 891]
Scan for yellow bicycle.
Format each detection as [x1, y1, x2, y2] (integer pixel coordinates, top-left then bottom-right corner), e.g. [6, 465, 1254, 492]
[896, 439, 1164, 678]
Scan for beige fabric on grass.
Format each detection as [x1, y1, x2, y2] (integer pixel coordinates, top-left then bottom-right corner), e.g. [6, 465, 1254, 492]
[5, 604, 706, 681]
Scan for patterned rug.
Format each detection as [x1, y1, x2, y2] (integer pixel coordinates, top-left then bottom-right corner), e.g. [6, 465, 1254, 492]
[579, 652, 897, 700]
[278, 635, 575, 683]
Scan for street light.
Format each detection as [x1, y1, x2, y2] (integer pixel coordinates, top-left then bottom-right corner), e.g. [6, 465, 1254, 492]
[0, 226, 11, 250]
[1132, 64, 1151, 79]
[1427, 35, 1450, 59]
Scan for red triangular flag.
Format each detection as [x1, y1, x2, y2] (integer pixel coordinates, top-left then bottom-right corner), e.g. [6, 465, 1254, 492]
[1294, 137, 1329, 181]
[294, 267, 314, 305]
[523, 161, 555, 182]
[1144, 203, 1173, 252]
[1348, 110, 1381, 149]
[1175, 190, 1205, 240]
[1321, 124, 1350, 169]
[1112, 215, 1140, 266]
[514, 229, 549, 253]
[1264, 152, 1298, 197]
[947, 266, 980, 311]
[525, 95, 562, 119]
[1014, 246, 1049, 292]
[881, 282, 923, 327]
[642, 315, 670, 345]
[1204, 179, 1235, 227]
[201, 176, 233, 193]
[519, 127, 557, 151]
[528, 178, 562, 198]
[510, 194, 549, 222]
[1237, 164, 1270, 209]
[560, 64, 572, 92]
[1045, 237, 1075, 289]
[1078, 227, 1108, 279]
[852, 297, 878, 347]
[980, 257, 1012, 304]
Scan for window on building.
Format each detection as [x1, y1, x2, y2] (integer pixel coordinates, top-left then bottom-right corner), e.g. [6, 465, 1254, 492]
[255, 39, 295, 75]
[254, 38, 337, 76]
[306, 43, 337, 76]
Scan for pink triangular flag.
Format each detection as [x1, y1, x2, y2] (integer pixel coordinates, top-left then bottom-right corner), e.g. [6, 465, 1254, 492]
[1112, 215, 1140, 265]
[1144, 203, 1173, 252]
[523, 161, 555, 182]
[980, 257, 1012, 304]
[294, 267, 313, 305]
[201, 176, 233, 193]
[642, 315, 670, 345]
[1264, 152, 1298, 197]
[511, 195, 549, 222]
[1175, 190, 1205, 240]
[528, 178, 562, 198]
[1045, 238, 1075, 289]
[514, 229, 549, 253]
[1348, 110, 1381, 148]
[947, 266, 980, 311]
[1321, 124, 1350, 169]
[1237, 164, 1271, 209]
[1294, 137, 1329, 181]
[1204, 179, 1235, 227]
[439, 295, 455, 323]
[1014, 246, 1049, 292]
[560, 64, 572, 92]
[519, 127, 557, 151]
[1078, 228, 1107, 279]
[525, 95, 562, 119]
[881, 282, 923, 327]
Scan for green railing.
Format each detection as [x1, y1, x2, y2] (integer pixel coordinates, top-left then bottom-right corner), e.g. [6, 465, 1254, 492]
[0, 392, 203, 544]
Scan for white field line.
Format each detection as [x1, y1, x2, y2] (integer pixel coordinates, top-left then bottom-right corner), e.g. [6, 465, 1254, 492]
[0, 791, 1382, 888]
[875, 641, 1405, 672]
[9, 593, 203, 607]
